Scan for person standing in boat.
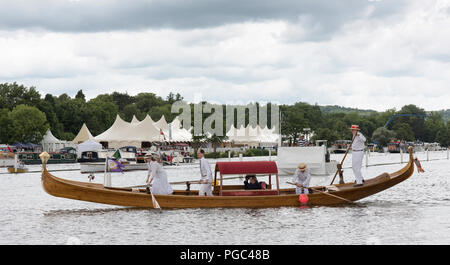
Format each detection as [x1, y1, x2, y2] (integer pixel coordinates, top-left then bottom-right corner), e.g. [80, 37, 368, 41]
[146, 153, 173, 195]
[292, 163, 311, 194]
[351, 125, 366, 187]
[197, 149, 213, 196]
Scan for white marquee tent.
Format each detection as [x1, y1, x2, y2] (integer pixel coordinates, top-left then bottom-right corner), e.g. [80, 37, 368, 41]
[41, 129, 71, 152]
[169, 116, 193, 142]
[77, 139, 103, 157]
[226, 124, 278, 147]
[72, 123, 95, 145]
[94, 115, 161, 149]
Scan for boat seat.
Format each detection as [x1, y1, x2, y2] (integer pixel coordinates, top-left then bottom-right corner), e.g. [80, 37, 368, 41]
[221, 190, 279, 196]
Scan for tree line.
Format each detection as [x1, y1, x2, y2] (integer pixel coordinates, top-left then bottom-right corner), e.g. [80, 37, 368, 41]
[0, 82, 449, 147]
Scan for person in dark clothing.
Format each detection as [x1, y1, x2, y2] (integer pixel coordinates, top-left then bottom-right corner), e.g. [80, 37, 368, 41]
[244, 175, 261, 189]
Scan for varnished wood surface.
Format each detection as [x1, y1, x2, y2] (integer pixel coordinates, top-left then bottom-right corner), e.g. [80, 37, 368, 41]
[41, 147, 415, 208]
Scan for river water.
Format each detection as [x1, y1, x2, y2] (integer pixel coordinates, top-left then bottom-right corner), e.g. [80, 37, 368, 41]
[1, 151, 449, 245]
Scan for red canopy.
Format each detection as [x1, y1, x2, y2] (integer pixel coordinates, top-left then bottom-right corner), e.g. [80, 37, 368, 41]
[215, 161, 278, 175]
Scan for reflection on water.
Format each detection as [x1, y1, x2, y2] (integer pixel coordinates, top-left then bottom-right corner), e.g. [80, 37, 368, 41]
[43, 207, 152, 217]
[1, 152, 450, 244]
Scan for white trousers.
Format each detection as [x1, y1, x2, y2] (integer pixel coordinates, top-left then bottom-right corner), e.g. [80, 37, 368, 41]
[352, 151, 364, 184]
[295, 187, 309, 195]
[199, 183, 213, 196]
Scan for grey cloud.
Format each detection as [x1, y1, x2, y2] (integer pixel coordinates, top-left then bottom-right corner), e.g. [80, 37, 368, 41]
[0, 0, 409, 39]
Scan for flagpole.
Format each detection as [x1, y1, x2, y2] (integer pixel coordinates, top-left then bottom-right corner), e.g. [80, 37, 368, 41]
[104, 157, 112, 187]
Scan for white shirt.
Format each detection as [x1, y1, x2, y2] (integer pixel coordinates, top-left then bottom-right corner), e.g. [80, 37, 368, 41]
[292, 168, 311, 187]
[199, 157, 213, 183]
[352, 132, 366, 151]
[148, 161, 173, 195]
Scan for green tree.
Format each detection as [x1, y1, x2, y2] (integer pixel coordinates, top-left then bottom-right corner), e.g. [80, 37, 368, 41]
[280, 103, 310, 145]
[0, 108, 12, 143]
[394, 105, 427, 140]
[311, 128, 339, 146]
[8, 104, 49, 143]
[84, 98, 118, 136]
[207, 133, 228, 158]
[122, 103, 142, 122]
[135, 92, 165, 114]
[75, 90, 86, 102]
[436, 125, 450, 147]
[112, 92, 135, 111]
[0, 82, 41, 110]
[372, 127, 396, 147]
[424, 112, 445, 143]
[392, 123, 415, 141]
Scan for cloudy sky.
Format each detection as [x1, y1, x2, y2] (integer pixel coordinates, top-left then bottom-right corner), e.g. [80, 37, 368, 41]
[1, 0, 449, 111]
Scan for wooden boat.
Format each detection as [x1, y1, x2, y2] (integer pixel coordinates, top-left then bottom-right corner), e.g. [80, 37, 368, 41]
[0, 151, 15, 167]
[40, 147, 415, 208]
[8, 167, 29, 173]
[19, 151, 76, 165]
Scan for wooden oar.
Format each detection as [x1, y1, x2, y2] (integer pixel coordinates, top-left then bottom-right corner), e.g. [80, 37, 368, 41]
[150, 188, 161, 209]
[123, 175, 245, 188]
[286, 182, 355, 204]
[330, 134, 357, 185]
[125, 184, 152, 189]
[109, 183, 160, 209]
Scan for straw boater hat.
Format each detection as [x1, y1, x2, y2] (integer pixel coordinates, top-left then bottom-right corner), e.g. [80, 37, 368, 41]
[350, 125, 360, 130]
[298, 163, 307, 170]
[144, 152, 159, 159]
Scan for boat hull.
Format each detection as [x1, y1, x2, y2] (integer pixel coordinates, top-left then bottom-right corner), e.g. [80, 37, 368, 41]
[8, 167, 29, 173]
[0, 159, 15, 168]
[41, 147, 415, 208]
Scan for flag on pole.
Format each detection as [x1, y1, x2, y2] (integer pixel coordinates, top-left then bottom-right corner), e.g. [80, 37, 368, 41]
[106, 158, 124, 173]
[160, 128, 166, 141]
[112, 149, 121, 159]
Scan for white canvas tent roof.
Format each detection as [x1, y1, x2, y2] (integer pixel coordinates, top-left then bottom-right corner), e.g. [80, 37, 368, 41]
[169, 116, 192, 142]
[94, 114, 161, 148]
[154, 115, 169, 131]
[131, 115, 140, 124]
[77, 139, 103, 157]
[42, 129, 71, 152]
[42, 129, 61, 144]
[72, 123, 94, 144]
[226, 124, 278, 145]
[260, 126, 279, 144]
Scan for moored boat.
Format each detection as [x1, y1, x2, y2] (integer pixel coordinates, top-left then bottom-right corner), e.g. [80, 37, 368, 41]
[41, 147, 415, 208]
[330, 140, 352, 154]
[0, 151, 15, 167]
[7, 167, 29, 173]
[18, 151, 77, 165]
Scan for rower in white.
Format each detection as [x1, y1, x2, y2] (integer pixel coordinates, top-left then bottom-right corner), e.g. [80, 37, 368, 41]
[350, 125, 366, 187]
[197, 149, 213, 196]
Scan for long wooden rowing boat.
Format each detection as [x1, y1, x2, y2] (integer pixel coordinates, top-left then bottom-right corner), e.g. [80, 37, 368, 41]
[40, 147, 415, 208]
[8, 167, 29, 173]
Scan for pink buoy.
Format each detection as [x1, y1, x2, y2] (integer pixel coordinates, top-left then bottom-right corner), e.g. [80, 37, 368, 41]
[299, 194, 309, 204]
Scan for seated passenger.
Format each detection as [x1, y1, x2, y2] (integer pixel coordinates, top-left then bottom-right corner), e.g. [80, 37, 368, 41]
[292, 163, 311, 194]
[17, 161, 25, 169]
[244, 175, 261, 190]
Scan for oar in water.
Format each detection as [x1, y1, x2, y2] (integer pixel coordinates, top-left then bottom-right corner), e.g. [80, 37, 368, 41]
[109, 183, 160, 209]
[150, 188, 161, 209]
[286, 182, 355, 204]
